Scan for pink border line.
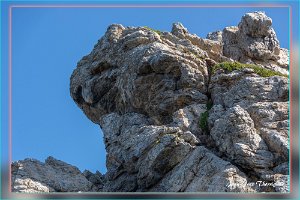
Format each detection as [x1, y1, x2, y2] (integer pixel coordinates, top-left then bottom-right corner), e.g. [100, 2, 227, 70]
[289, 5, 293, 193]
[9, 4, 290, 8]
[8, 3, 293, 197]
[8, 5, 12, 194]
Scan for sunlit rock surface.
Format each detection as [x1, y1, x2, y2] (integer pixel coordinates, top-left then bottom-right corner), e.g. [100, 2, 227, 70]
[12, 11, 289, 193]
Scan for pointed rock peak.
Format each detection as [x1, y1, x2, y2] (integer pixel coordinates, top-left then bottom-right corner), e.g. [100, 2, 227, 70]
[238, 11, 273, 37]
[45, 156, 69, 167]
[106, 24, 125, 32]
[45, 156, 82, 175]
[105, 24, 125, 42]
[45, 156, 77, 169]
[171, 22, 189, 37]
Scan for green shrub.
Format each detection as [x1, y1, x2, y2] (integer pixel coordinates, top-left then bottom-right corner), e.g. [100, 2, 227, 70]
[199, 101, 213, 133]
[199, 111, 209, 132]
[206, 100, 213, 110]
[212, 61, 287, 78]
[143, 26, 162, 36]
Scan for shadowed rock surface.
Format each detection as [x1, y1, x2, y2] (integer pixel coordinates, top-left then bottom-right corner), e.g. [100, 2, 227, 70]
[12, 11, 289, 193]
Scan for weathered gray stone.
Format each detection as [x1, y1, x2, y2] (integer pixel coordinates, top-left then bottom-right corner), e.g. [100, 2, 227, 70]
[12, 11, 289, 193]
[208, 64, 288, 180]
[273, 162, 289, 175]
[172, 103, 207, 136]
[221, 11, 287, 67]
[209, 105, 274, 170]
[11, 157, 101, 193]
[238, 11, 273, 37]
[83, 170, 105, 191]
[247, 102, 289, 163]
[69, 11, 289, 192]
[277, 48, 289, 67]
[206, 30, 222, 42]
[209, 69, 288, 108]
[99, 112, 199, 192]
[70, 24, 209, 125]
[149, 146, 253, 192]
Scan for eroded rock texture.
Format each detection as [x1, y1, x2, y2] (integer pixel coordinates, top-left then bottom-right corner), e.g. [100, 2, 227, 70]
[210, 11, 289, 74]
[11, 157, 105, 193]
[12, 11, 289, 193]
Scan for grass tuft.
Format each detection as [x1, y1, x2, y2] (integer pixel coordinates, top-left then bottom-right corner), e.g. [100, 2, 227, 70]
[206, 101, 213, 110]
[199, 111, 209, 133]
[199, 100, 213, 133]
[212, 61, 287, 78]
[143, 26, 162, 36]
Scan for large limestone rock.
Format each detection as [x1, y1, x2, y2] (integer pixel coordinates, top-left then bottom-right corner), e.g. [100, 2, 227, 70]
[149, 146, 253, 192]
[11, 157, 104, 193]
[212, 11, 289, 72]
[99, 112, 250, 192]
[70, 23, 209, 125]
[12, 11, 289, 193]
[208, 66, 288, 192]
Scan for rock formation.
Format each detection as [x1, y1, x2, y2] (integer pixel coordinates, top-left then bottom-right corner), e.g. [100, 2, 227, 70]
[12, 11, 289, 193]
[11, 157, 105, 192]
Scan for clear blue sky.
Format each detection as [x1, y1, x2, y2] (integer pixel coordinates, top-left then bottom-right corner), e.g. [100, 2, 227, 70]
[1, 1, 292, 174]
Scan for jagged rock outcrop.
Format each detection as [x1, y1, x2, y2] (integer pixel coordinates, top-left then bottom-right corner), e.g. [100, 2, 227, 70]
[207, 11, 288, 75]
[12, 11, 289, 193]
[11, 157, 105, 193]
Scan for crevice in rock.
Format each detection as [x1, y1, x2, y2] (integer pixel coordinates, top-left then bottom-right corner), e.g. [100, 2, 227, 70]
[73, 85, 85, 105]
[181, 151, 204, 192]
[195, 59, 218, 153]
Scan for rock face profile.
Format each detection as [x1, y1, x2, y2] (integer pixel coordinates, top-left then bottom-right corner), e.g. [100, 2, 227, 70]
[12, 11, 289, 193]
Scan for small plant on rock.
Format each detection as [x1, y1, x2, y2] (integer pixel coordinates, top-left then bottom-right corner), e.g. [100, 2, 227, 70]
[199, 111, 209, 133]
[143, 26, 162, 36]
[199, 100, 213, 133]
[212, 61, 287, 78]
